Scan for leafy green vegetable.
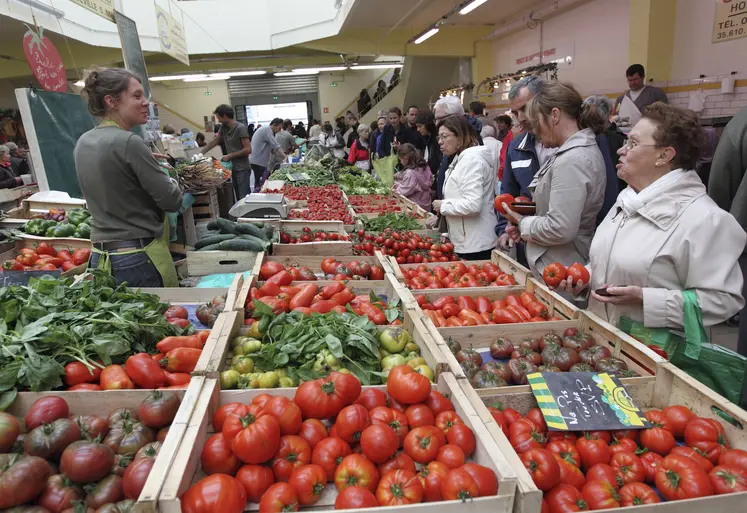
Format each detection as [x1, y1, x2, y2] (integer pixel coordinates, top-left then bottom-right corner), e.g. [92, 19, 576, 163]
[360, 212, 422, 232]
[0, 271, 189, 392]
[337, 170, 389, 195]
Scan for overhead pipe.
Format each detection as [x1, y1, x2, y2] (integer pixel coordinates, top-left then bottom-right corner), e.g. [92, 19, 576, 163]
[479, 0, 590, 41]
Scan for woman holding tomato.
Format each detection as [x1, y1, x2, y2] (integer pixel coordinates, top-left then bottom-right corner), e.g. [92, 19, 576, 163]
[561, 104, 745, 334]
[74, 68, 183, 287]
[431, 115, 497, 260]
[501, 82, 607, 281]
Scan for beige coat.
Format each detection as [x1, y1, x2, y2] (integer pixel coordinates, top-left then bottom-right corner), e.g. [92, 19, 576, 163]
[519, 128, 606, 278]
[588, 170, 746, 328]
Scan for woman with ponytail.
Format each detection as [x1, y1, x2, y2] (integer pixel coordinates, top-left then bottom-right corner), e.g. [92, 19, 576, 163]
[501, 81, 606, 280]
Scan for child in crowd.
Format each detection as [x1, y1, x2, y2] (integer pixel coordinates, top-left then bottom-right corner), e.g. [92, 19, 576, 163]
[393, 143, 432, 211]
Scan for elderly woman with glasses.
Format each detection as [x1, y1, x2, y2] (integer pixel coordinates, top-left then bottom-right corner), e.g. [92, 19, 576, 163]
[0, 145, 23, 189]
[559, 102, 745, 331]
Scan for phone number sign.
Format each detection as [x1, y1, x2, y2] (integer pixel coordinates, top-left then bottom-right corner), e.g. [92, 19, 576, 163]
[713, 0, 747, 43]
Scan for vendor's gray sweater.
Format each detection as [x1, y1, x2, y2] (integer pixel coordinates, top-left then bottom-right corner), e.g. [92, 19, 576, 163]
[709, 107, 747, 254]
[74, 126, 183, 243]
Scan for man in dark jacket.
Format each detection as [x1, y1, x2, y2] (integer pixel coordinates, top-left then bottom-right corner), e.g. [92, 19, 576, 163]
[709, 106, 747, 358]
[5, 142, 29, 177]
[377, 107, 415, 157]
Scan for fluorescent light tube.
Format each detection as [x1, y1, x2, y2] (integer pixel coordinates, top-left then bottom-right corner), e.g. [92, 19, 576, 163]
[227, 70, 267, 76]
[291, 66, 348, 73]
[184, 75, 231, 82]
[150, 74, 207, 81]
[414, 27, 439, 44]
[351, 64, 404, 70]
[459, 0, 488, 15]
[275, 70, 320, 76]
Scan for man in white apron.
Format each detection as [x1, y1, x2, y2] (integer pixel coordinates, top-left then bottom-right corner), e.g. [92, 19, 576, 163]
[613, 64, 668, 134]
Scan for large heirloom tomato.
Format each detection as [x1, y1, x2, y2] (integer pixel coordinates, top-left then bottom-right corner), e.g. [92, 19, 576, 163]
[25, 397, 69, 430]
[60, 441, 115, 483]
[312, 437, 352, 481]
[38, 474, 84, 513]
[520, 448, 560, 491]
[288, 464, 327, 505]
[236, 464, 275, 503]
[25, 419, 81, 460]
[298, 419, 328, 450]
[685, 417, 731, 464]
[231, 413, 281, 465]
[271, 435, 312, 482]
[336, 405, 371, 444]
[200, 433, 241, 475]
[509, 418, 545, 454]
[576, 433, 610, 470]
[404, 426, 445, 464]
[610, 452, 645, 485]
[0, 412, 20, 452]
[555, 455, 586, 490]
[655, 454, 715, 501]
[294, 372, 361, 419]
[440, 467, 479, 501]
[639, 451, 664, 484]
[263, 396, 303, 436]
[581, 480, 620, 510]
[618, 482, 660, 506]
[258, 482, 299, 512]
[447, 424, 476, 458]
[418, 461, 448, 502]
[376, 469, 423, 506]
[360, 424, 399, 464]
[180, 475, 247, 513]
[709, 465, 747, 494]
[461, 463, 499, 497]
[545, 484, 589, 512]
[334, 486, 379, 509]
[334, 454, 381, 493]
[369, 407, 408, 447]
[386, 365, 431, 405]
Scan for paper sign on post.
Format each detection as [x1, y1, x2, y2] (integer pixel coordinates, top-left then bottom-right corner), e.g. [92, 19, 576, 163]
[528, 372, 651, 431]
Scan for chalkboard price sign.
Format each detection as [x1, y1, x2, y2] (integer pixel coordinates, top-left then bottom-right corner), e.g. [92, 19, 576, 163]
[528, 372, 651, 431]
[0, 270, 61, 287]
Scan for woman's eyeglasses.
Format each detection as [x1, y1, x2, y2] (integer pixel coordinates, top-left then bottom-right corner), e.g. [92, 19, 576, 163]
[623, 139, 657, 151]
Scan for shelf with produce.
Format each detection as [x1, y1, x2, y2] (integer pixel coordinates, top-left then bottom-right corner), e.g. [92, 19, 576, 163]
[0, 376, 205, 513]
[186, 217, 271, 275]
[244, 218, 352, 256]
[252, 252, 391, 282]
[461, 363, 747, 513]
[0, 238, 90, 276]
[436, 309, 664, 390]
[156, 372, 518, 513]
[415, 278, 579, 330]
[202, 303, 447, 389]
[388, 250, 532, 289]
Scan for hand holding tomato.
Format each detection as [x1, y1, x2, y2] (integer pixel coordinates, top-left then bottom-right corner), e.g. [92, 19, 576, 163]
[505, 224, 522, 244]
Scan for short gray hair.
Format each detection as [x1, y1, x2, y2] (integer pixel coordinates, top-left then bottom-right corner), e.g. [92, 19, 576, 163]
[583, 95, 612, 120]
[357, 124, 370, 137]
[5, 142, 18, 151]
[434, 96, 464, 117]
[0, 145, 9, 156]
[508, 75, 545, 100]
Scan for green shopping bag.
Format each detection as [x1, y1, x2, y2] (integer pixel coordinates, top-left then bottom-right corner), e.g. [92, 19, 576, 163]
[619, 290, 747, 405]
[373, 150, 397, 187]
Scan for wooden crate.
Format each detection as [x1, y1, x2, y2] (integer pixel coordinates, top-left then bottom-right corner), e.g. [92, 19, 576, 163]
[199, 300, 448, 380]
[462, 363, 747, 513]
[191, 189, 220, 221]
[240, 218, 353, 256]
[251, 251, 391, 280]
[6, 376, 205, 513]
[185, 250, 260, 276]
[389, 251, 531, 288]
[23, 196, 86, 213]
[156, 373, 518, 513]
[435, 309, 665, 384]
[0, 238, 90, 277]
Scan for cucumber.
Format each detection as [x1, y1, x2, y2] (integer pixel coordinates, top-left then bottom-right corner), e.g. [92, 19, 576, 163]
[206, 220, 220, 231]
[215, 217, 238, 234]
[217, 238, 265, 251]
[234, 222, 268, 240]
[197, 243, 221, 251]
[262, 224, 275, 240]
[238, 234, 271, 249]
[194, 234, 235, 249]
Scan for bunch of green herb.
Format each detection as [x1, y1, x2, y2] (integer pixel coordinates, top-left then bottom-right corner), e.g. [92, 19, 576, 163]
[269, 164, 335, 186]
[249, 297, 401, 385]
[337, 170, 389, 195]
[361, 212, 422, 232]
[0, 271, 187, 398]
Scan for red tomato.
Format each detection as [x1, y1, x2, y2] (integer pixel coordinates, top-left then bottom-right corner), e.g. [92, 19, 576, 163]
[581, 480, 620, 510]
[494, 193, 515, 214]
[379, 452, 417, 475]
[25, 396, 69, 430]
[312, 437, 352, 482]
[164, 305, 188, 319]
[610, 451, 646, 485]
[212, 403, 243, 433]
[201, 433, 241, 475]
[63, 362, 102, 387]
[360, 424, 399, 464]
[639, 450, 664, 484]
[375, 469, 423, 506]
[298, 419, 327, 450]
[258, 482, 299, 512]
[386, 365, 431, 405]
[231, 413, 281, 465]
[542, 262, 567, 287]
[404, 426, 445, 464]
[585, 463, 619, 490]
[334, 485, 378, 509]
[405, 404, 435, 429]
[655, 454, 715, 500]
[719, 449, 747, 471]
[355, 389, 388, 411]
[671, 445, 714, 471]
[576, 433, 611, 470]
[334, 454, 380, 493]
[566, 263, 590, 285]
[709, 464, 747, 494]
[461, 462, 499, 497]
[436, 444, 465, 469]
[520, 448, 561, 491]
[608, 436, 638, 455]
[369, 407, 408, 447]
[288, 464, 327, 505]
[440, 467, 479, 500]
[618, 482, 660, 506]
[263, 396, 303, 436]
[181, 474, 247, 513]
[271, 435, 312, 482]
[336, 405, 371, 444]
[446, 424, 476, 458]
[293, 371, 361, 419]
[545, 484, 589, 512]
[236, 464, 275, 503]
[547, 440, 580, 468]
[555, 454, 586, 490]
[434, 410, 464, 434]
[508, 418, 546, 454]
[685, 416, 731, 464]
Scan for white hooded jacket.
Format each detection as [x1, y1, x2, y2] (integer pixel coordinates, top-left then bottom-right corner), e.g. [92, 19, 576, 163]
[440, 145, 498, 254]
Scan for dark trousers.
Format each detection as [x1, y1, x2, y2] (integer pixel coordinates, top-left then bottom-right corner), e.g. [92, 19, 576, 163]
[89, 252, 163, 288]
[233, 168, 252, 201]
[456, 249, 493, 261]
[250, 164, 267, 193]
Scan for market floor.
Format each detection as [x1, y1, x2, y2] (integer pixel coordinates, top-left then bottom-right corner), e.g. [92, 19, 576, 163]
[710, 322, 739, 351]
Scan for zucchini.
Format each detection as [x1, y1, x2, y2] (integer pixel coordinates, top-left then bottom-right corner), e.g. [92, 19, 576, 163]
[197, 243, 221, 251]
[215, 217, 238, 234]
[234, 222, 268, 240]
[217, 238, 265, 251]
[194, 234, 235, 249]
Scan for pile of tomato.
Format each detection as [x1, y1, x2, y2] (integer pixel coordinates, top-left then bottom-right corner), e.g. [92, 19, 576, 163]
[416, 291, 559, 327]
[259, 259, 385, 283]
[283, 185, 354, 224]
[248, 279, 395, 326]
[351, 229, 457, 263]
[183, 366, 499, 513]
[542, 261, 590, 288]
[347, 195, 394, 206]
[0, 392, 182, 510]
[63, 306, 209, 391]
[278, 228, 351, 244]
[2, 243, 90, 272]
[490, 404, 745, 511]
[401, 262, 518, 290]
[445, 327, 635, 389]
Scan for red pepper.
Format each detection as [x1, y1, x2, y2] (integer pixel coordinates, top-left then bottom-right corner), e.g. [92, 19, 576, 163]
[125, 353, 166, 388]
[156, 335, 203, 353]
[456, 296, 477, 311]
[266, 270, 293, 287]
[321, 281, 345, 300]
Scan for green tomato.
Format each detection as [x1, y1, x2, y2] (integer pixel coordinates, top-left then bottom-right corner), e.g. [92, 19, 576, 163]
[379, 347, 391, 359]
[404, 352, 421, 361]
[379, 328, 407, 353]
[220, 370, 239, 389]
[231, 336, 249, 348]
[258, 372, 280, 389]
[275, 367, 288, 379]
[240, 339, 262, 355]
[381, 354, 407, 370]
[232, 356, 255, 374]
[278, 377, 295, 388]
[407, 357, 427, 368]
[248, 322, 262, 339]
[414, 364, 435, 382]
[405, 342, 420, 354]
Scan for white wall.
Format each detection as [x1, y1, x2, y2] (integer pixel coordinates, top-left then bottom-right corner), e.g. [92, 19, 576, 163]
[489, 0, 630, 97]
[317, 69, 388, 121]
[671, 0, 747, 80]
[151, 80, 230, 133]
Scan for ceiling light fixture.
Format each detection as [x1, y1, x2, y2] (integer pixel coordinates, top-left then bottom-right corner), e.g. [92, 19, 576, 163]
[274, 71, 319, 76]
[227, 70, 267, 76]
[150, 74, 207, 81]
[459, 0, 488, 15]
[351, 64, 404, 70]
[291, 66, 348, 73]
[413, 27, 439, 44]
[184, 74, 232, 82]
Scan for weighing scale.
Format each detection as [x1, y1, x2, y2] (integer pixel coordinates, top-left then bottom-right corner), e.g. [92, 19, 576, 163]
[228, 193, 289, 219]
